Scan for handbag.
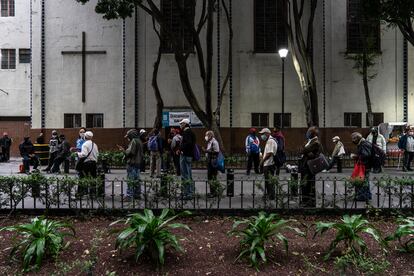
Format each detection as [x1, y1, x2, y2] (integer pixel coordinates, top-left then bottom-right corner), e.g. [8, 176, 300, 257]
[75, 143, 94, 171]
[351, 160, 365, 181]
[306, 153, 329, 175]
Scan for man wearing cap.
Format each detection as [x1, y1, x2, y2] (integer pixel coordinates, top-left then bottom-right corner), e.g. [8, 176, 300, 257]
[78, 131, 99, 178]
[43, 130, 60, 172]
[259, 128, 277, 200]
[327, 136, 345, 173]
[245, 128, 260, 175]
[179, 118, 196, 199]
[118, 129, 143, 199]
[0, 132, 12, 162]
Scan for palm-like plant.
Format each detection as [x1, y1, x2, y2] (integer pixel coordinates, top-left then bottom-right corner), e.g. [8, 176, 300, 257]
[386, 217, 414, 252]
[229, 212, 304, 271]
[111, 209, 191, 266]
[0, 217, 75, 271]
[314, 214, 386, 260]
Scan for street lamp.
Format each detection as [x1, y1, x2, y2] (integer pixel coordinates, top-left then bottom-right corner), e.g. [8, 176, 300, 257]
[278, 48, 288, 129]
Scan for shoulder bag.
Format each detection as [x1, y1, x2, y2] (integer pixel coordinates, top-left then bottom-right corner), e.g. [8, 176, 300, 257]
[75, 143, 94, 172]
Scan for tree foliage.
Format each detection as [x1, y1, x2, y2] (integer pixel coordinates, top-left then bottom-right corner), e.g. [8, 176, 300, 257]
[364, 0, 414, 46]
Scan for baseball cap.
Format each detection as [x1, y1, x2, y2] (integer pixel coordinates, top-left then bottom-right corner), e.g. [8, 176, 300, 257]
[259, 128, 271, 134]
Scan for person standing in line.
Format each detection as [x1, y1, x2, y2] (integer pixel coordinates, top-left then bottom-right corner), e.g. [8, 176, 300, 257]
[245, 128, 260, 175]
[51, 134, 71, 174]
[399, 126, 414, 172]
[259, 128, 277, 200]
[170, 128, 182, 176]
[366, 127, 386, 173]
[77, 131, 99, 196]
[299, 126, 322, 207]
[43, 130, 60, 172]
[118, 129, 143, 199]
[327, 136, 345, 173]
[148, 128, 163, 178]
[350, 132, 373, 202]
[204, 130, 220, 197]
[0, 132, 12, 162]
[179, 119, 196, 199]
[139, 129, 148, 173]
[272, 126, 286, 176]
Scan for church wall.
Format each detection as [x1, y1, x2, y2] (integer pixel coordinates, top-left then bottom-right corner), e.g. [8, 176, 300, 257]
[0, 0, 30, 117]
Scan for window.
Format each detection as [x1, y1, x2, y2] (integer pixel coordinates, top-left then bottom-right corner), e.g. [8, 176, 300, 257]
[86, 114, 104, 128]
[160, 0, 194, 53]
[1, 0, 14, 17]
[274, 113, 291, 128]
[254, 0, 287, 53]
[251, 113, 269, 127]
[1, 49, 16, 69]
[19, 49, 30, 63]
[64, 114, 81, 128]
[344, 112, 362, 127]
[347, 0, 380, 53]
[366, 112, 383, 126]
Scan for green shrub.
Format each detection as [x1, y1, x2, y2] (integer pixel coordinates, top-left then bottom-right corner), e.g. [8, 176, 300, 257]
[0, 217, 75, 271]
[111, 209, 191, 266]
[229, 212, 304, 271]
[335, 253, 390, 275]
[386, 216, 414, 252]
[314, 214, 386, 260]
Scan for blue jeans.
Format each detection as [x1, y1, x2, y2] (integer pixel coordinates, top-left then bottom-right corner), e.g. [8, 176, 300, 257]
[127, 165, 141, 197]
[22, 155, 39, 173]
[180, 155, 193, 196]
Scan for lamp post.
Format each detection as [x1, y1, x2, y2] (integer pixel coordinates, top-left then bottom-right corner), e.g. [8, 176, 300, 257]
[278, 48, 288, 129]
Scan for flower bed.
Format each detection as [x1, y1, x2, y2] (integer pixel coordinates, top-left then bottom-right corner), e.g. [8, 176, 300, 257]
[0, 214, 413, 275]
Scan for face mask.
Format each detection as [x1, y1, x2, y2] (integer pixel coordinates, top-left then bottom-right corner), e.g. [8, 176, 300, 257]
[261, 134, 267, 141]
[80, 133, 85, 138]
[205, 136, 209, 142]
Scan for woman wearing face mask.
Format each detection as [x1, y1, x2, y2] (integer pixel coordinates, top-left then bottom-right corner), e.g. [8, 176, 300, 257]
[299, 126, 322, 207]
[204, 130, 220, 198]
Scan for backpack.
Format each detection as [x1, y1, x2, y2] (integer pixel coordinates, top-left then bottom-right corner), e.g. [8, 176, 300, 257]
[147, 135, 159, 151]
[193, 144, 201, 161]
[273, 136, 286, 167]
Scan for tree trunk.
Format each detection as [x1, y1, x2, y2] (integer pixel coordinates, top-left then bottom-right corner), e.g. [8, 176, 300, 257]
[152, 45, 164, 129]
[362, 52, 373, 127]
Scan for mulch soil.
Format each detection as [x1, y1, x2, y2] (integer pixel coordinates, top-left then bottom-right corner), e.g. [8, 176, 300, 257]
[0, 214, 413, 275]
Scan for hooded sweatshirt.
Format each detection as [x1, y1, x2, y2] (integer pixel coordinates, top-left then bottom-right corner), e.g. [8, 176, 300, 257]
[124, 129, 143, 166]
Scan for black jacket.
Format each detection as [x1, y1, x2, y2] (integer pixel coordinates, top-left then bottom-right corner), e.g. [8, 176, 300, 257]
[19, 139, 35, 156]
[181, 127, 196, 157]
[357, 139, 373, 169]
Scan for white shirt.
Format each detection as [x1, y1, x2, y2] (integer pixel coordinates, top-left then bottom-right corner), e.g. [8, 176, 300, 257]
[407, 136, 414, 152]
[78, 140, 99, 162]
[263, 138, 277, 167]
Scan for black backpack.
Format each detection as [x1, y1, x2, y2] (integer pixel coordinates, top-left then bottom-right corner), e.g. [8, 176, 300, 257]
[273, 136, 286, 167]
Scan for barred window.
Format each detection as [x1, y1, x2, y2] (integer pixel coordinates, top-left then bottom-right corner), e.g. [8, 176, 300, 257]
[64, 114, 82, 128]
[1, 0, 14, 17]
[274, 113, 291, 128]
[19, 49, 31, 64]
[347, 0, 380, 53]
[1, 49, 16, 69]
[366, 112, 383, 126]
[252, 113, 269, 127]
[160, 0, 194, 53]
[344, 112, 362, 128]
[254, 0, 287, 53]
[86, 114, 104, 128]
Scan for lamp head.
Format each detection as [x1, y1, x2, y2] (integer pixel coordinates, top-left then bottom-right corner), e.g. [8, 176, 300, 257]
[278, 48, 288, 59]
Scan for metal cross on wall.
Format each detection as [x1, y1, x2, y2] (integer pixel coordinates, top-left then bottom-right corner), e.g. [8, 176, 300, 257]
[61, 32, 106, 103]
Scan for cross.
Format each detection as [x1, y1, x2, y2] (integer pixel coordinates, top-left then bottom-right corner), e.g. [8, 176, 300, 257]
[61, 32, 106, 103]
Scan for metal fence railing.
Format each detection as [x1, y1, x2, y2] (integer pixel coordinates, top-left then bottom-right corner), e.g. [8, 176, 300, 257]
[1, 175, 413, 212]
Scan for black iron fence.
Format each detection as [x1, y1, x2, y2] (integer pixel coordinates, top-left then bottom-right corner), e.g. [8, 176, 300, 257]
[1, 174, 413, 212]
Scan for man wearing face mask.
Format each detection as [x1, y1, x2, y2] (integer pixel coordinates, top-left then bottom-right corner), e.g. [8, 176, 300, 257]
[350, 132, 373, 201]
[259, 128, 277, 200]
[399, 126, 414, 172]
